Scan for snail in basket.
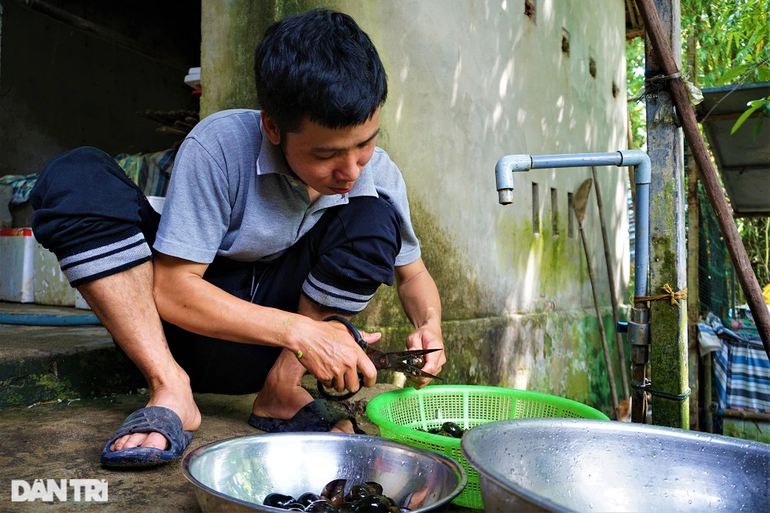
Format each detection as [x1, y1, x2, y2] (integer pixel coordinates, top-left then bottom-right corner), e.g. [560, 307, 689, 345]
[423, 421, 466, 439]
[264, 479, 408, 512]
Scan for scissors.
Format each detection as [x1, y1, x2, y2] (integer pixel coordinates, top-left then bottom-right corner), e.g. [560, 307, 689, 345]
[317, 315, 442, 401]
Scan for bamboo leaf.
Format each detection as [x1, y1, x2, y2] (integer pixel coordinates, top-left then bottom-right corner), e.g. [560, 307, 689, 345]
[731, 103, 762, 134]
[717, 63, 750, 85]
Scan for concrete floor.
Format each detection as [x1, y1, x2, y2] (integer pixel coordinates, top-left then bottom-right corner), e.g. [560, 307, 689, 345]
[0, 387, 422, 512]
[0, 302, 478, 512]
[1, 391, 257, 511]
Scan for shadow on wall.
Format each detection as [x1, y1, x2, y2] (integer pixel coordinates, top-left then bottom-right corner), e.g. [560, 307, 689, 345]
[353, 0, 627, 410]
[365, 0, 628, 317]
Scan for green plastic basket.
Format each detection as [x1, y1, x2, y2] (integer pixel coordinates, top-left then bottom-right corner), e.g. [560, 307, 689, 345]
[366, 385, 610, 509]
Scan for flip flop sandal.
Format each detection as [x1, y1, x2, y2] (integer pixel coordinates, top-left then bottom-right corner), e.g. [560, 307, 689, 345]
[100, 406, 194, 468]
[248, 399, 365, 434]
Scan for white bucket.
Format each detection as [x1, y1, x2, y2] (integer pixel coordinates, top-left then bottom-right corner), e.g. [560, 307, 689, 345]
[147, 196, 166, 215]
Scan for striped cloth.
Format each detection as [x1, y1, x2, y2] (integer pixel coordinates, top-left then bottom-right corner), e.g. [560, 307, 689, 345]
[699, 313, 770, 412]
[115, 149, 176, 197]
[0, 174, 38, 205]
[2, 151, 174, 211]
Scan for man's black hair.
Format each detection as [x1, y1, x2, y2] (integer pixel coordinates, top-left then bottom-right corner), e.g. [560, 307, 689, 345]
[254, 8, 388, 133]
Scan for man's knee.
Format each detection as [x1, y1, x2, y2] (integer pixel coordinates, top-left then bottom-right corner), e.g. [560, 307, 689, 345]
[332, 196, 401, 253]
[302, 196, 402, 315]
[31, 147, 157, 287]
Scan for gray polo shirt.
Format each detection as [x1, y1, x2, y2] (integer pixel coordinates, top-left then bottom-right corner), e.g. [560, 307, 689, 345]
[154, 109, 420, 268]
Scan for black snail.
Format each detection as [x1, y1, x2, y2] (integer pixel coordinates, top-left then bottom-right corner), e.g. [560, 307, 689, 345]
[423, 421, 466, 439]
[264, 479, 407, 513]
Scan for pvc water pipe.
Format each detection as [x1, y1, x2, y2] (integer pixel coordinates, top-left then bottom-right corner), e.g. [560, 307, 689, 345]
[495, 150, 652, 422]
[0, 312, 101, 326]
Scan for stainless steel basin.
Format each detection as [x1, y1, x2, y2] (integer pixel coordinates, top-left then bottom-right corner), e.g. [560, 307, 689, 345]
[182, 433, 466, 512]
[461, 418, 770, 512]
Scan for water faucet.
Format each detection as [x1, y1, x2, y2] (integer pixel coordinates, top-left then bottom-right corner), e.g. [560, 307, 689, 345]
[494, 155, 533, 204]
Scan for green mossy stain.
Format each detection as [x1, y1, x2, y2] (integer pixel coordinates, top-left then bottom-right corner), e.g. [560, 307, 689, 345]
[495, 211, 586, 302]
[201, 0, 324, 116]
[722, 419, 770, 444]
[566, 365, 591, 403]
[357, 195, 494, 329]
[649, 239, 689, 428]
[0, 373, 70, 408]
[543, 330, 554, 360]
[503, 310, 619, 415]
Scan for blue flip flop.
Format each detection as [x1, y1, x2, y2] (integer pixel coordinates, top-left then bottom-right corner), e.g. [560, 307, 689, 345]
[100, 406, 194, 468]
[248, 399, 364, 434]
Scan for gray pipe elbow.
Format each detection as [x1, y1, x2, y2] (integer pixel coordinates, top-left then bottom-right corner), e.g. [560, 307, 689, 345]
[619, 150, 651, 184]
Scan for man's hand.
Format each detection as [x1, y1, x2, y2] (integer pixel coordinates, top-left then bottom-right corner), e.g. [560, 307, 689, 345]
[154, 254, 379, 396]
[405, 311, 445, 388]
[289, 300, 380, 395]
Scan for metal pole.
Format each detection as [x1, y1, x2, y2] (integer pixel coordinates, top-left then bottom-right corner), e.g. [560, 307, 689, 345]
[628, 156, 652, 424]
[703, 353, 714, 433]
[685, 32, 701, 431]
[686, 149, 701, 430]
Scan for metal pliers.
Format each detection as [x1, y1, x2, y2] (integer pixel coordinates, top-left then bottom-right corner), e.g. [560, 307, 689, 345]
[318, 315, 442, 400]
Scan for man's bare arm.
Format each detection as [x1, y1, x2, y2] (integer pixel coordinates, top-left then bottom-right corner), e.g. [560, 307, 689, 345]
[394, 257, 446, 387]
[152, 252, 375, 390]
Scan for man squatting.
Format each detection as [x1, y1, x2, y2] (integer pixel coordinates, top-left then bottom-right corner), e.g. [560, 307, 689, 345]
[30, 8, 445, 468]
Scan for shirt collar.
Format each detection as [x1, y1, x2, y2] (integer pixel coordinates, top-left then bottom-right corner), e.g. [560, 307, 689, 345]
[255, 123, 294, 178]
[348, 163, 378, 199]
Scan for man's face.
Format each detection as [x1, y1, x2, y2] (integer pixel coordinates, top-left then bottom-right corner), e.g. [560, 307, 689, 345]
[262, 109, 380, 197]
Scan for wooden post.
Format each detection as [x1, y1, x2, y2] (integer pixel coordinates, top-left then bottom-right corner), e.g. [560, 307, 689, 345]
[201, 0, 277, 116]
[592, 167, 630, 400]
[644, 0, 689, 428]
[687, 149, 700, 430]
[685, 31, 700, 431]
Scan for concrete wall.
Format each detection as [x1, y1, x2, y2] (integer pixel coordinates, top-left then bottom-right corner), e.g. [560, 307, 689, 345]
[0, 0, 200, 177]
[201, 0, 631, 417]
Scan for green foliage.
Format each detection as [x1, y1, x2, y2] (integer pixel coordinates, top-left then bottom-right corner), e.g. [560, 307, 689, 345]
[681, 0, 770, 87]
[680, 0, 770, 288]
[736, 217, 770, 287]
[681, 1, 770, 140]
[730, 96, 769, 139]
[625, 0, 770, 292]
[626, 39, 646, 150]
[626, 0, 770, 149]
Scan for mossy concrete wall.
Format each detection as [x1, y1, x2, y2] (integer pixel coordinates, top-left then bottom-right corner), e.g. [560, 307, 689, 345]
[722, 418, 770, 444]
[200, 0, 629, 417]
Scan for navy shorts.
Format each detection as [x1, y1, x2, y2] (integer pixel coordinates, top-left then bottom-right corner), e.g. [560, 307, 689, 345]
[31, 147, 402, 394]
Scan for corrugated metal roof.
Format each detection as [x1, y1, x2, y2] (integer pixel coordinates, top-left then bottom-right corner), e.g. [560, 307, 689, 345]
[697, 82, 770, 217]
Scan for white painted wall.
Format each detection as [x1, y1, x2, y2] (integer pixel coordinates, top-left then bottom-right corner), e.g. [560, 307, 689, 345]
[341, 0, 630, 316]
